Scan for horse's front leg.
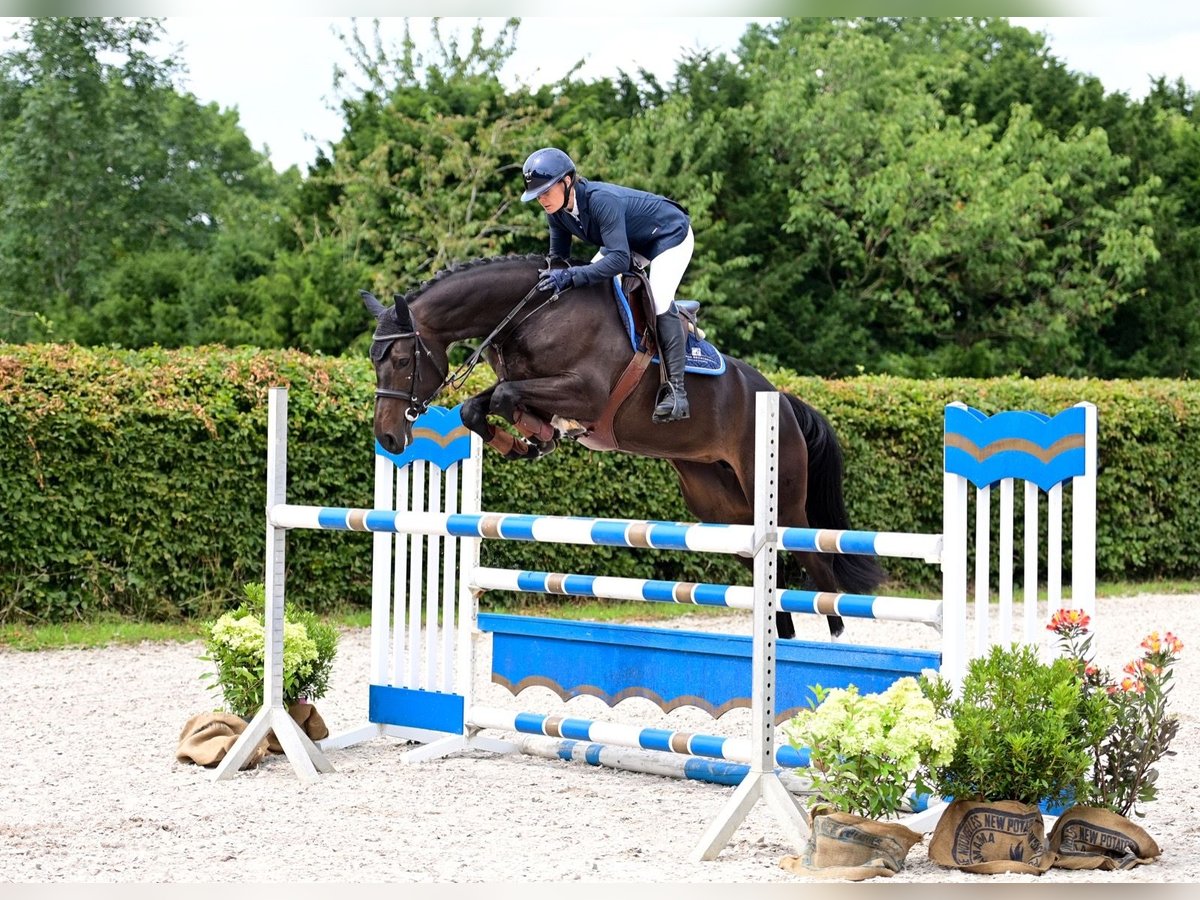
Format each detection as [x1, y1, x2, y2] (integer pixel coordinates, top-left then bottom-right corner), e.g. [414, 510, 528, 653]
[461, 384, 557, 462]
[487, 375, 604, 461]
[460, 386, 498, 440]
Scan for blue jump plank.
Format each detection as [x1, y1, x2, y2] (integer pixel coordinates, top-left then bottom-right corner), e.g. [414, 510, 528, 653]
[477, 614, 941, 722]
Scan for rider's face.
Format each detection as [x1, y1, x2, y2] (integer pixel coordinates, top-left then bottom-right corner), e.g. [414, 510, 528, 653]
[537, 178, 570, 214]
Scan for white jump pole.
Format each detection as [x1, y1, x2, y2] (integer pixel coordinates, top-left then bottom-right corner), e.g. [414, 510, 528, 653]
[691, 390, 810, 861]
[213, 387, 334, 783]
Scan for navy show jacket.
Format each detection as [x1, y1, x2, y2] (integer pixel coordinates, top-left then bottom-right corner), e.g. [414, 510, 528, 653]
[545, 177, 691, 288]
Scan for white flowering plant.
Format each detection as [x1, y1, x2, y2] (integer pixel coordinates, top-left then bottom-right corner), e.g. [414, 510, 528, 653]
[783, 677, 959, 819]
[200, 582, 338, 717]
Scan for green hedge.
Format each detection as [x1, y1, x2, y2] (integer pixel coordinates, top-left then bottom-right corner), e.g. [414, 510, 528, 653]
[2, 344, 1197, 622]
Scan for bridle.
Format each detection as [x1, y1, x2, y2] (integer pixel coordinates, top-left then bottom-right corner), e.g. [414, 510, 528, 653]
[371, 271, 555, 423]
[371, 326, 434, 423]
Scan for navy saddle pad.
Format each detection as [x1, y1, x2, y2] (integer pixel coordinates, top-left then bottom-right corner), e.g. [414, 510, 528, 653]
[611, 277, 726, 375]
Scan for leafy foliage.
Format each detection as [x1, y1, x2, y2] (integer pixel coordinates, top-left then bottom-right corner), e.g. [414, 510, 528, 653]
[200, 581, 339, 716]
[783, 678, 958, 819]
[2, 17, 1199, 377]
[2, 344, 1199, 623]
[922, 643, 1110, 806]
[0, 18, 288, 346]
[1, 18, 1199, 621]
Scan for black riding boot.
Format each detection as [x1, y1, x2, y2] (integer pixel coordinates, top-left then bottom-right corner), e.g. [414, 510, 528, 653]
[653, 305, 691, 423]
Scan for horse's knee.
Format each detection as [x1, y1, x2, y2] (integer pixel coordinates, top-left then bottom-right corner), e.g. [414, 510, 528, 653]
[490, 383, 519, 419]
[460, 397, 493, 437]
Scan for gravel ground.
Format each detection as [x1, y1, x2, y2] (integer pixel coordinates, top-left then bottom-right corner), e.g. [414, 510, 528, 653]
[1, 593, 1197, 883]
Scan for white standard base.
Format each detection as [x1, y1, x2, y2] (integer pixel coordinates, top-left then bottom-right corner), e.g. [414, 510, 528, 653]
[212, 704, 334, 784]
[898, 799, 949, 833]
[690, 771, 811, 861]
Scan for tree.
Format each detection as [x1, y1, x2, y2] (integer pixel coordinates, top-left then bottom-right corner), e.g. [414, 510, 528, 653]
[695, 19, 1161, 376]
[295, 17, 553, 301]
[0, 17, 287, 345]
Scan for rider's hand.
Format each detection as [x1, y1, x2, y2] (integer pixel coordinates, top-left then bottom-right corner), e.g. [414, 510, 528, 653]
[536, 267, 573, 294]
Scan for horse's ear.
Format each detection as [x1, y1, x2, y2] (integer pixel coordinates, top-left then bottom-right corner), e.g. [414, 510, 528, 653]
[390, 296, 414, 331]
[360, 289, 385, 319]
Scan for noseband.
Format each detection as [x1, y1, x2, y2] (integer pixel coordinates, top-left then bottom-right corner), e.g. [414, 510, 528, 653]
[372, 328, 434, 422]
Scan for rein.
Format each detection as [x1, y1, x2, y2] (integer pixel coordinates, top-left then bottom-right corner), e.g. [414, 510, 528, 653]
[443, 282, 554, 391]
[373, 275, 555, 421]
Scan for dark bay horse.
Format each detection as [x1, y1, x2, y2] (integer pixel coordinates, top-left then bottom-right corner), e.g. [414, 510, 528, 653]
[363, 254, 885, 638]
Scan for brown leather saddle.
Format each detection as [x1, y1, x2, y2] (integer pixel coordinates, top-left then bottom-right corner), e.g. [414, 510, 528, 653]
[509, 270, 697, 452]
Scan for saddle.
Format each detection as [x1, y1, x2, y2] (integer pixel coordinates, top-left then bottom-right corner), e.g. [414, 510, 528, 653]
[509, 270, 720, 453]
[617, 270, 703, 347]
[612, 272, 723, 373]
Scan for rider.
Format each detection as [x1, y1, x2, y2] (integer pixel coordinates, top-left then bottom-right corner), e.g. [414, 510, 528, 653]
[520, 146, 694, 423]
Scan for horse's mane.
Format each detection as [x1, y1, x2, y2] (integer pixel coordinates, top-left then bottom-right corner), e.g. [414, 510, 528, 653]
[398, 254, 546, 306]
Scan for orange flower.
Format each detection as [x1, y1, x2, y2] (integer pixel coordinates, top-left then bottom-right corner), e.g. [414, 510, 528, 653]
[1118, 676, 1146, 694]
[1048, 609, 1090, 633]
[1142, 631, 1185, 658]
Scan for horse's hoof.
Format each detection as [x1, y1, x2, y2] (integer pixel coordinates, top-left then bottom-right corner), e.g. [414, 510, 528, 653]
[503, 437, 556, 461]
[551, 415, 588, 439]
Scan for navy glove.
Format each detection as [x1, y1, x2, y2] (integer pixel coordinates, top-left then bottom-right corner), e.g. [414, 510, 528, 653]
[536, 267, 574, 294]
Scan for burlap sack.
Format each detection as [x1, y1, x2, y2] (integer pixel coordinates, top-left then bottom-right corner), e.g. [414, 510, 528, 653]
[175, 712, 268, 769]
[928, 798, 1053, 874]
[266, 701, 330, 754]
[1049, 806, 1162, 870]
[780, 810, 923, 881]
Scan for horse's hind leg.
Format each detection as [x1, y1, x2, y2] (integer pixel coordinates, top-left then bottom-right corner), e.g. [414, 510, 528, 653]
[674, 426, 848, 638]
[669, 459, 806, 640]
[780, 551, 845, 638]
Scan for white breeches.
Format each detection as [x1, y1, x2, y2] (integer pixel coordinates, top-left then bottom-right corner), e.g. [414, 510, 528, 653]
[591, 226, 695, 315]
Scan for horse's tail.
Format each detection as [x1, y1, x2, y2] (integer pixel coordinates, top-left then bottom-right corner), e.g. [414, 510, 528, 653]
[784, 393, 887, 595]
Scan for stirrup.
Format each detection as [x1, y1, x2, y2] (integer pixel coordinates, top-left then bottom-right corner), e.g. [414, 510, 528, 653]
[653, 385, 690, 423]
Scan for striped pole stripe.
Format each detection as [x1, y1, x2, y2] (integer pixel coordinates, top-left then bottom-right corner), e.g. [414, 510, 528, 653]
[470, 567, 942, 626]
[512, 736, 934, 813]
[779, 527, 943, 562]
[272, 506, 946, 564]
[468, 705, 810, 769]
[779, 590, 941, 626]
[513, 736, 815, 794]
[472, 567, 745, 607]
[269, 505, 754, 555]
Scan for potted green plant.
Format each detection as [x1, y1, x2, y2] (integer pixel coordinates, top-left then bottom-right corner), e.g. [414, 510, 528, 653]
[921, 641, 1110, 875]
[779, 677, 958, 880]
[1043, 610, 1177, 870]
[200, 582, 338, 719]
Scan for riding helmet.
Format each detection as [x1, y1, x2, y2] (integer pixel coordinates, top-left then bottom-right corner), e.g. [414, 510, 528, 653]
[521, 147, 576, 201]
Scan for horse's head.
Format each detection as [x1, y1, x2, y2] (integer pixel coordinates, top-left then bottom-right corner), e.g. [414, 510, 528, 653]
[362, 290, 447, 454]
